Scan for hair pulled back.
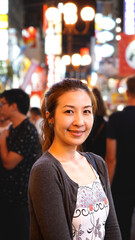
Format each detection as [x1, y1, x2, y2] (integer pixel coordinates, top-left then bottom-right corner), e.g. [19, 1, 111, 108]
[41, 78, 97, 152]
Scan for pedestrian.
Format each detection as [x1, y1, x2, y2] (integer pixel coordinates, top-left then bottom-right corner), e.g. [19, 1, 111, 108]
[82, 87, 107, 159]
[28, 78, 121, 240]
[105, 75, 135, 240]
[0, 88, 42, 240]
[29, 107, 43, 140]
[0, 94, 12, 135]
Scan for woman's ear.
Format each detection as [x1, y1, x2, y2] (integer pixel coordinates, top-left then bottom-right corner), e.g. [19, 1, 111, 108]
[45, 111, 50, 119]
[46, 111, 54, 124]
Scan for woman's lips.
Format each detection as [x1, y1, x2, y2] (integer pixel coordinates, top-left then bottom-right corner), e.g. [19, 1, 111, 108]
[67, 129, 85, 137]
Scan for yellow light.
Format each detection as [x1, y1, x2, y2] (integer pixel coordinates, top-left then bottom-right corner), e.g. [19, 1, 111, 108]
[61, 55, 71, 65]
[71, 53, 81, 66]
[81, 55, 91, 66]
[45, 7, 60, 23]
[63, 3, 78, 24]
[0, 14, 8, 29]
[81, 7, 95, 21]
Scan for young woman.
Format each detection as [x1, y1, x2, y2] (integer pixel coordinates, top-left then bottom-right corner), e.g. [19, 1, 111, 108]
[28, 79, 121, 240]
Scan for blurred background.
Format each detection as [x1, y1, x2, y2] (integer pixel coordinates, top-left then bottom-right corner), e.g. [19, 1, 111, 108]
[0, 0, 134, 113]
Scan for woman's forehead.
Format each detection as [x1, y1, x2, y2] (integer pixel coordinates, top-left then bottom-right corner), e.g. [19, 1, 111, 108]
[57, 89, 92, 106]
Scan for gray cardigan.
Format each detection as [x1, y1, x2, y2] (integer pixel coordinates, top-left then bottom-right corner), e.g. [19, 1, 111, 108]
[28, 151, 122, 240]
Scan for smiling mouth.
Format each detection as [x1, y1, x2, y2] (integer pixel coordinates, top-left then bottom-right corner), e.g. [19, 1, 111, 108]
[68, 129, 85, 133]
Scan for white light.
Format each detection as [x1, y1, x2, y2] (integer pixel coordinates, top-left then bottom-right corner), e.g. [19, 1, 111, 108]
[95, 13, 103, 23]
[63, 3, 78, 24]
[64, 13, 78, 24]
[96, 30, 114, 43]
[117, 104, 124, 111]
[81, 55, 91, 66]
[71, 53, 81, 66]
[81, 7, 95, 21]
[100, 16, 116, 30]
[118, 87, 125, 94]
[103, 95, 108, 101]
[57, 3, 64, 13]
[99, 44, 115, 57]
[116, 35, 121, 41]
[91, 72, 97, 86]
[115, 26, 121, 32]
[61, 55, 71, 65]
[116, 18, 121, 24]
[30, 95, 41, 108]
[0, 29, 8, 60]
[63, 3, 77, 14]
[46, 7, 61, 23]
[12, 45, 20, 60]
[124, 0, 135, 34]
[0, 0, 8, 14]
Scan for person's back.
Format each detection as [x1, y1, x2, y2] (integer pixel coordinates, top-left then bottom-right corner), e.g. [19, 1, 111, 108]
[107, 106, 135, 193]
[0, 89, 42, 240]
[105, 75, 135, 240]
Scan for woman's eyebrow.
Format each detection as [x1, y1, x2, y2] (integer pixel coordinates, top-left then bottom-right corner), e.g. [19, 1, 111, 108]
[63, 105, 93, 108]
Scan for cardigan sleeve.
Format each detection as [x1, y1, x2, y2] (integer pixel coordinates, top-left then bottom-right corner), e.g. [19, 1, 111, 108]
[95, 155, 122, 240]
[28, 161, 72, 240]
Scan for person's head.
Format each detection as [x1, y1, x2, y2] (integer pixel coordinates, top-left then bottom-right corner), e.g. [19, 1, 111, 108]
[41, 78, 97, 152]
[29, 107, 41, 123]
[92, 88, 106, 116]
[0, 89, 30, 120]
[126, 75, 135, 98]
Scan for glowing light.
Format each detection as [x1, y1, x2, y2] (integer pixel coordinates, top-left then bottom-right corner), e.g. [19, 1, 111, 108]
[116, 18, 121, 24]
[0, 0, 8, 14]
[81, 7, 95, 21]
[96, 30, 114, 43]
[63, 3, 78, 24]
[116, 35, 121, 41]
[46, 7, 61, 23]
[71, 53, 81, 66]
[100, 16, 116, 30]
[115, 26, 121, 32]
[124, 0, 135, 34]
[61, 55, 70, 65]
[81, 55, 91, 66]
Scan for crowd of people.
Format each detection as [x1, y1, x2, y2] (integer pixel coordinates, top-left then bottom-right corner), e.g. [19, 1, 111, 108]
[0, 76, 135, 240]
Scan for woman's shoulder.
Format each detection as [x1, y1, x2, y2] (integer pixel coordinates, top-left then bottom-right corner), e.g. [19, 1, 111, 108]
[84, 152, 107, 173]
[31, 151, 60, 174]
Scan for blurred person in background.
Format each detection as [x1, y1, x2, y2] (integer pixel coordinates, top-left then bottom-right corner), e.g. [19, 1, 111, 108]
[105, 75, 135, 240]
[28, 79, 121, 240]
[29, 107, 43, 139]
[0, 95, 12, 135]
[82, 87, 107, 159]
[0, 89, 42, 240]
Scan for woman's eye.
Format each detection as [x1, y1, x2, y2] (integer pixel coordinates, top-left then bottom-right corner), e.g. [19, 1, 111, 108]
[65, 110, 73, 114]
[84, 110, 91, 114]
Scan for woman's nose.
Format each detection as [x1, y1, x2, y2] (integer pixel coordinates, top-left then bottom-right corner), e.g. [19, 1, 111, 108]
[73, 113, 84, 126]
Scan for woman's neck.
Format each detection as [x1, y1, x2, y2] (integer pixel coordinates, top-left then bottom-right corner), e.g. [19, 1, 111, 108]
[48, 142, 78, 163]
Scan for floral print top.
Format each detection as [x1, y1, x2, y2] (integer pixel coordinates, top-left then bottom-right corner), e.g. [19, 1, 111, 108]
[72, 169, 109, 240]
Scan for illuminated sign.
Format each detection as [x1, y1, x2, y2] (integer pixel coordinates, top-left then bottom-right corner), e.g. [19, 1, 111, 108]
[0, 0, 8, 14]
[0, 14, 8, 29]
[124, 0, 135, 34]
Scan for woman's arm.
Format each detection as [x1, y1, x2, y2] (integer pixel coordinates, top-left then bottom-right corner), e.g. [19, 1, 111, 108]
[28, 162, 72, 240]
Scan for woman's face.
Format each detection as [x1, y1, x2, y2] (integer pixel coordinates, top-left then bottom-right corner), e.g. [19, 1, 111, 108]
[52, 89, 94, 148]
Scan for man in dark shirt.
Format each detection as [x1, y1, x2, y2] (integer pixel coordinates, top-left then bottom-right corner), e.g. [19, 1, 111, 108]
[0, 89, 42, 240]
[105, 76, 135, 240]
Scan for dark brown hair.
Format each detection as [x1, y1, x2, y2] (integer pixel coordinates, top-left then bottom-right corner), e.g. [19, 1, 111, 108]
[127, 75, 135, 97]
[92, 87, 106, 116]
[41, 78, 97, 152]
